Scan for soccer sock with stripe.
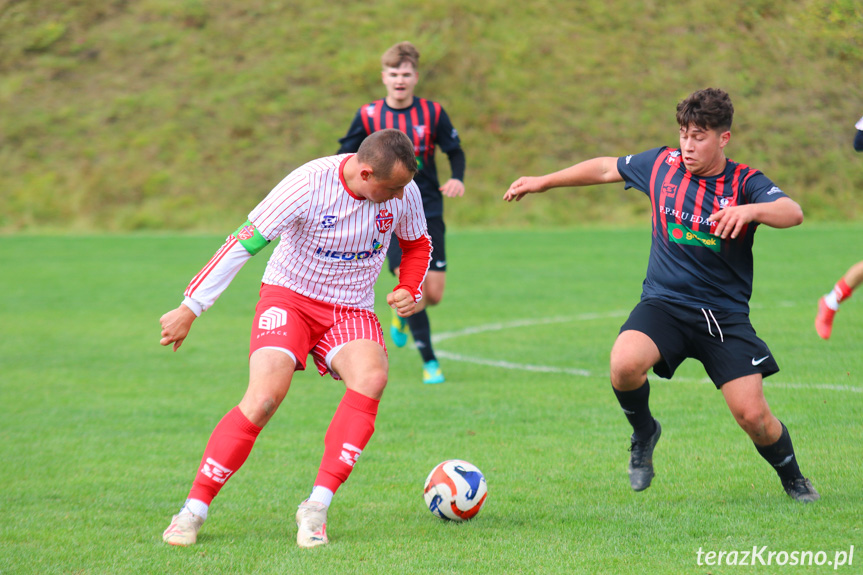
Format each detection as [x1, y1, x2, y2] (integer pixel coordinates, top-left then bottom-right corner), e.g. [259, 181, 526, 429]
[187, 406, 262, 505]
[407, 309, 436, 362]
[613, 380, 656, 441]
[825, 278, 854, 310]
[754, 422, 803, 482]
[313, 389, 379, 493]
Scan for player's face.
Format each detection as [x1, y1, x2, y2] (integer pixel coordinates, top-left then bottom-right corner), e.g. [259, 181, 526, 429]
[360, 163, 414, 203]
[382, 63, 418, 107]
[679, 124, 730, 177]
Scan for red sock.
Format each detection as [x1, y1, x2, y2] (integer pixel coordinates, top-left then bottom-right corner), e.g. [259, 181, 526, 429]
[314, 389, 380, 493]
[188, 406, 262, 504]
[835, 278, 853, 303]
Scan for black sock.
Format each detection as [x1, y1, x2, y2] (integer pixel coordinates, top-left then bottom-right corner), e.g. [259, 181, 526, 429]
[754, 422, 803, 482]
[407, 309, 435, 363]
[613, 380, 656, 441]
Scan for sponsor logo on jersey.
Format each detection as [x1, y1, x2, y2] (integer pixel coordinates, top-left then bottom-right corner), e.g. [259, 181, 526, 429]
[259, 307, 288, 330]
[662, 183, 678, 198]
[320, 215, 337, 229]
[660, 205, 715, 226]
[625, 154, 633, 164]
[375, 209, 394, 233]
[313, 240, 384, 262]
[237, 224, 257, 240]
[767, 186, 783, 195]
[668, 223, 720, 251]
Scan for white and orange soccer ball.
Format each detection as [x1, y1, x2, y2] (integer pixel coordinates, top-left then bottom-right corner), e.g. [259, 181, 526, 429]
[423, 459, 487, 521]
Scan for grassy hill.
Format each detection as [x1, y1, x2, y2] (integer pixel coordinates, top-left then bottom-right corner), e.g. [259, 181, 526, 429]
[1, 0, 861, 232]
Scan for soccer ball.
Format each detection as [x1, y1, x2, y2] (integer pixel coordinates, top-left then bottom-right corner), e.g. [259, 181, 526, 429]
[423, 459, 487, 521]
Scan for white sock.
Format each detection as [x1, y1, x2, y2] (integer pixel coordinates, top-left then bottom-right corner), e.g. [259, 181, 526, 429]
[824, 291, 840, 310]
[308, 486, 333, 507]
[182, 498, 209, 520]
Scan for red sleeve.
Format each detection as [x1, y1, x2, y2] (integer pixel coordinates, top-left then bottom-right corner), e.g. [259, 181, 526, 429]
[393, 234, 432, 302]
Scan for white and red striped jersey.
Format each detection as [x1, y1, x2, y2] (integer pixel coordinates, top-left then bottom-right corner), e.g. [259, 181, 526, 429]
[182, 154, 430, 314]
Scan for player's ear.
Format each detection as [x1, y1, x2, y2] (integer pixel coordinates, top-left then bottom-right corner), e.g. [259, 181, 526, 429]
[719, 130, 731, 148]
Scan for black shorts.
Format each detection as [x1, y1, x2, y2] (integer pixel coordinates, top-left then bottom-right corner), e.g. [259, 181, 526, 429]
[387, 215, 446, 274]
[619, 298, 779, 389]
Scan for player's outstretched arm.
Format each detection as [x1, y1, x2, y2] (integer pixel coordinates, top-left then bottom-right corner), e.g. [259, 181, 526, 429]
[708, 197, 803, 239]
[159, 304, 197, 352]
[503, 157, 621, 202]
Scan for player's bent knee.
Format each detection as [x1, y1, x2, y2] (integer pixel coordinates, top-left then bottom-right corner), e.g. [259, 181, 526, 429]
[609, 356, 650, 390]
[347, 369, 388, 400]
[732, 407, 771, 438]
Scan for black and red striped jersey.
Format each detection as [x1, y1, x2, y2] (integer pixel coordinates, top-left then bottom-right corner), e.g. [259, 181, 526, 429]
[338, 96, 463, 218]
[617, 147, 789, 312]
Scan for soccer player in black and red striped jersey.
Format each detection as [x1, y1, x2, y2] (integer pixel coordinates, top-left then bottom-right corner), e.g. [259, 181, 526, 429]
[814, 115, 863, 339]
[338, 41, 466, 385]
[504, 88, 820, 503]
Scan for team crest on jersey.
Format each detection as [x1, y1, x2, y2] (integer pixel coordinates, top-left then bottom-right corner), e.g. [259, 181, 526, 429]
[237, 224, 257, 240]
[719, 197, 731, 209]
[366, 104, 376, 117]
[414, 125, 427, 139]
[320, 215, 338, 229]
[662, 183, 678, 198]
[375, 209, 394, 233]
[666, 150, 681, 166]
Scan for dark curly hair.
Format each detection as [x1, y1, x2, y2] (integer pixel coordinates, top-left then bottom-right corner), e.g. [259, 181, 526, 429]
[676, 88, 734, 132]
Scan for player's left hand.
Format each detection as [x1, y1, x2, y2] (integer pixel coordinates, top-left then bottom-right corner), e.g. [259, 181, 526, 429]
[503, 176, 547, 202]
[708, 205, 756, 239]
[440, 179, 465, 198]
[387, 288, 417, 317]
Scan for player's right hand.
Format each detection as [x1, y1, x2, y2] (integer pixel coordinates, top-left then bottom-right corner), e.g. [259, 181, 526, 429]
[159, 304, 197, 351]
[387, 288, 417, 317]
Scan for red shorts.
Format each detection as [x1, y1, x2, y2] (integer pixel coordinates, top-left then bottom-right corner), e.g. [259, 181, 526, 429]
[250, 284, 386, 378]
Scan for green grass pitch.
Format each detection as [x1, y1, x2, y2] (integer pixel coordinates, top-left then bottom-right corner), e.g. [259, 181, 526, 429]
[1, 225, 860, 574]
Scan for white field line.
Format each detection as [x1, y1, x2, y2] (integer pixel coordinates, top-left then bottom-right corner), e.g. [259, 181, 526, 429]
[431, 310, 862, 394]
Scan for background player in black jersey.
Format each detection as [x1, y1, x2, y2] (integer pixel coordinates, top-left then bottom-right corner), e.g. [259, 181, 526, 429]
[504, 88, 819, 502]
[814, 114, 863, 339]
[338, 41, 466, 384]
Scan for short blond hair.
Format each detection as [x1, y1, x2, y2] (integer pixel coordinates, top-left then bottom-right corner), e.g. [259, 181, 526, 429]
[381, 41, 419, 70]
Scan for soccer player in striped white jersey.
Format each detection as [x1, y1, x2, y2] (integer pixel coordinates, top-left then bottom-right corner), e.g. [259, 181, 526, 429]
[159, 129, 432, 548]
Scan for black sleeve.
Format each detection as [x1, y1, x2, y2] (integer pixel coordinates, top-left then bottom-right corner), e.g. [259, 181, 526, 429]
[434, 106, 465, 180]
[446, 148, 466, 181]
[337, 111, 367, 154]
[854, 129, 863, 152]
